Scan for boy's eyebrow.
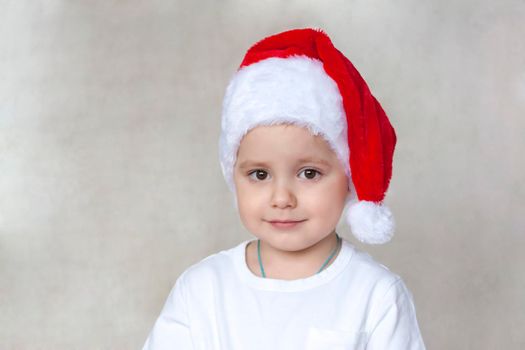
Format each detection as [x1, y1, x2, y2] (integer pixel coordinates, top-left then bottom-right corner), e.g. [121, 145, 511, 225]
[296, 157, 331, 166]
[237, 157, 330, 169]
[237, 160, 269, 169]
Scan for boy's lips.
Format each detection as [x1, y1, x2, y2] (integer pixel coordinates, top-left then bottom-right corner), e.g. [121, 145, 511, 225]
[266, 219, 307, 229]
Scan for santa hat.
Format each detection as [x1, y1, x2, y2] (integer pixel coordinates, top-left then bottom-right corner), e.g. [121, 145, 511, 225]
[218, 28, 397, 244]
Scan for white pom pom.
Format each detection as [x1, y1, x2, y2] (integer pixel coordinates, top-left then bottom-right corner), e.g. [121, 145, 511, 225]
[346, 200, 395, 244]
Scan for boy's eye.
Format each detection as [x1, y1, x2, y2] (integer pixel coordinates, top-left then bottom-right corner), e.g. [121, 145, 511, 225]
[299, 168, 321, 180]
[248, 169, 269, 181]
[247, 168, 321, 181]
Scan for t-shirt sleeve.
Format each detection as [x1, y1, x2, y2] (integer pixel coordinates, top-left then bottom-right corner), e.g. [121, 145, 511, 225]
[366, 277, 426, 350]
[142, 272, 195, 350]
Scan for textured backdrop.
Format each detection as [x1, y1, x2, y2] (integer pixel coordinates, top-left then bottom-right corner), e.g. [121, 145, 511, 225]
[1, 0, 524, 349]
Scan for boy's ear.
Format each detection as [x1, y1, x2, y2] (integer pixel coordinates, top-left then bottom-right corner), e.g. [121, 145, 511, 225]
[345, 185, 353, 201]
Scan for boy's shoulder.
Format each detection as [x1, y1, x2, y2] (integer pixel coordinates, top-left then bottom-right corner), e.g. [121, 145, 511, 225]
[342, 242, 411, 305]
[177, 239, 244, 286]
[350, 244, 402, 280]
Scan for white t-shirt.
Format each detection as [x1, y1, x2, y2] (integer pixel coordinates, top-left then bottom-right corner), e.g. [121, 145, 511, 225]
[143, 238, 426, 349]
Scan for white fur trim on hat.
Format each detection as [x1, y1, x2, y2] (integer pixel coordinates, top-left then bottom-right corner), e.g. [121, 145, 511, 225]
[346, 200, 395, 244]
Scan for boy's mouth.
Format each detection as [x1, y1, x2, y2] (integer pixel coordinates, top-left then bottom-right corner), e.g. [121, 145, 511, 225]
[266, 219, 307, 229]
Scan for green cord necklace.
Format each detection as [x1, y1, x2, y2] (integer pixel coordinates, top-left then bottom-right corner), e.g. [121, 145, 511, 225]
[257, 233, 341, 278]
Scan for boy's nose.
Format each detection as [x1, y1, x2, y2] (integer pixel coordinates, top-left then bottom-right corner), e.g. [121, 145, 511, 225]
[270, 182, 297, 208]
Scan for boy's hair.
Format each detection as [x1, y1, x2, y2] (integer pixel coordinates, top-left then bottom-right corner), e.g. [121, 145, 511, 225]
[219, 28, 397, 245]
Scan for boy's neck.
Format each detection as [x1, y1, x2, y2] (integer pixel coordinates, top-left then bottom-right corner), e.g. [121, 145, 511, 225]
[245, 232, 341, 280]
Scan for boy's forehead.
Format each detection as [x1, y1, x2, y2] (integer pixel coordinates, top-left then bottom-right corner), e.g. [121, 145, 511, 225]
[237, 125, 338, 163]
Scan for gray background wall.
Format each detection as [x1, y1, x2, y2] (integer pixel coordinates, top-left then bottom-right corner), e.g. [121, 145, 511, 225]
[1, 1, 524, 349]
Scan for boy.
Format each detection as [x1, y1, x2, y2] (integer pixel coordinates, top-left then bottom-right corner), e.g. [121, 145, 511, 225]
[143, 28, 426, 349]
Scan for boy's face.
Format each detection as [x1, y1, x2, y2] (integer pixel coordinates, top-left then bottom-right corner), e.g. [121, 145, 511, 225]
[233, 124, 350, 252]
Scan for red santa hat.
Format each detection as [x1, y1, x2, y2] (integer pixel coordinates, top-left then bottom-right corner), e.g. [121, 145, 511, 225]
[219, 28, 397, 244]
